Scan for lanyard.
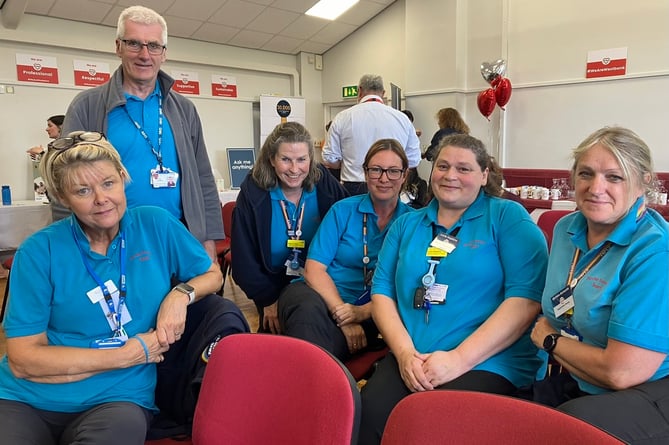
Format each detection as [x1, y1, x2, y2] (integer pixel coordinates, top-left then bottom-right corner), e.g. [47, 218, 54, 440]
[563, 241, 611, 319]
[279, 198, 305, 240]
[124, 92, 164, 170]
[361, 96, 383, 104]
[362, 213, 370, 289]
[72, 223, 127, 335]
[422, 224, 460, 288]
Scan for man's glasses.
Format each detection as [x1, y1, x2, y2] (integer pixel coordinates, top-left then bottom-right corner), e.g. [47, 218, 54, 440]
[119, 38, 166, 55]
[365, 167, 406, 180]
[49, 132, 105, 151]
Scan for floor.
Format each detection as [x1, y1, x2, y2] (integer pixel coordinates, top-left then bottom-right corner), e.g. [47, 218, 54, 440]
[0, 275, 259, 358]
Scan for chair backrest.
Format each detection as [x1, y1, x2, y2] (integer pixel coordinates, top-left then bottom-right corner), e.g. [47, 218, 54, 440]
[536, 209, 573, 250]
[192, 333, 361, 445]
[221, 201, 235, 239]
[381, 390, 624, 445]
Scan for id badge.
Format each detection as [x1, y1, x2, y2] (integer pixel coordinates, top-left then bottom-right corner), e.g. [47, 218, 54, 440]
[551, 285, 575, 318]
[425, 283, 448, 304]
[284, 259, 304, 276]
[87, 280, 133, 335]
[287, 239, 306, 249]
[150, 165, 179, 188]
[431, 233, 459, 254]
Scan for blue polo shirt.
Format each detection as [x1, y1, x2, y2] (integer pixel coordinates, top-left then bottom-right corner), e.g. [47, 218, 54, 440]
[108, 84, 182, 218]
[268, 186, 320, 270]
[372, 193, 548, 388]
[542, 198, 669, 395]
[0, 206, 211, 412]
[307, 194, 413, 304]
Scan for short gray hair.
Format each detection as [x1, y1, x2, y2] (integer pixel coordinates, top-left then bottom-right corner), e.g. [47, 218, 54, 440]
[359, 74, 384, 93]
[117, 5, 168, 45]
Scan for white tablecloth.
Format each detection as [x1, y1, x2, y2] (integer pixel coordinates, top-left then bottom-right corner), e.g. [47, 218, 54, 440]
[218, 190, 239, 205]
[0, 200, 52, 251]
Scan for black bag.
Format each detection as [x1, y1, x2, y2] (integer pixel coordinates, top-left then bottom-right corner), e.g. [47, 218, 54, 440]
[148, 294, 250, 440]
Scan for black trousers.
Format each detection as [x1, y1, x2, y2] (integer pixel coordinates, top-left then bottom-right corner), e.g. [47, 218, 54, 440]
[359, 352, 516, 445]
[278, 281, 379, 361]
[557, 377, 669, 444]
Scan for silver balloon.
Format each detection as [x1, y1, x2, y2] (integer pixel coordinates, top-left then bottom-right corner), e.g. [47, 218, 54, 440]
[480, 59, 507, 85]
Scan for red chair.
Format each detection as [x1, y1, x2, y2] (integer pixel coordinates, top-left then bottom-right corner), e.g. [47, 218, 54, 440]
[381, 390, 624, 445]
[216, 202, 235, 281]
[344, 345, 389, 381]
[536, 209, 573, 250]
[1, 256, 13, 322]
[192, 333, 360, 445]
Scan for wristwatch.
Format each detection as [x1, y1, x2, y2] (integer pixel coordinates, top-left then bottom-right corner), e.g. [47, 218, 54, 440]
[543, 333, 561, 353]
[173, 282, 196, 305]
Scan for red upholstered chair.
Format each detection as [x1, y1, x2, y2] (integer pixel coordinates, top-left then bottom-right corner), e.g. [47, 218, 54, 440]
[536, 209, 573, 250]
[344, 346, 389, 381]
[381, 390, 625, 445]
[215, 201, 235, 287]
[191, 333, 360, 445]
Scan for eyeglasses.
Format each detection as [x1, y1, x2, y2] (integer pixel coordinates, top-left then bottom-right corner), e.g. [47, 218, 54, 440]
[48, 132, 105, 151]
[365, 167, 406, 180]
[119, 38, 166, 55]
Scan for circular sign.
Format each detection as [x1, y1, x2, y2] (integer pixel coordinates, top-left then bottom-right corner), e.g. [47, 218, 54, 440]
[276, 100, 292, 118]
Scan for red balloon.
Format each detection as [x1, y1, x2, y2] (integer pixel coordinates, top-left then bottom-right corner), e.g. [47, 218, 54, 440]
[477, 88, 496, 120]
[494, 77, 512, 109]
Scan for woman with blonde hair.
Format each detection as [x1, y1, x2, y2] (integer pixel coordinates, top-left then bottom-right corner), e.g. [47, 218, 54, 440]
[423, 108, 470, 161]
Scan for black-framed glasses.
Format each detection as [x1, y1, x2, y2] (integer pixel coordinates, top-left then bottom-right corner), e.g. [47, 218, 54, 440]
[119, 38, 166, 55]
[365, 166, 406, 180]
[48, 132, 106, 151]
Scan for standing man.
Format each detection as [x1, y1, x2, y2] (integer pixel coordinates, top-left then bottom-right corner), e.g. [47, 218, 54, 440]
[63, 5, 223, 260]
[323, 74, 421, 195]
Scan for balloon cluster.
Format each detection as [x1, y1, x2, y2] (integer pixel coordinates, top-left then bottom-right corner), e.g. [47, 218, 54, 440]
[478, 59, 512, 120]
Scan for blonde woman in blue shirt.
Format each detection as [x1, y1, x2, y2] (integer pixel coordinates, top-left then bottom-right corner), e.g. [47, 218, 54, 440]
[359, 133, 548, 444]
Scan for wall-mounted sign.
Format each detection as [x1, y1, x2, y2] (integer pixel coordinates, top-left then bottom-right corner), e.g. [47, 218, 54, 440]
[259, 95, 306, 147]
[73, 60, 110, 87]
[227, 148, 255, 189]
[212, 74, 238, 97]
[342, 85, 358, 98]
[172, 70, 200, 95]
[586, 47, 627, 79]
[16, 54, 59, 84]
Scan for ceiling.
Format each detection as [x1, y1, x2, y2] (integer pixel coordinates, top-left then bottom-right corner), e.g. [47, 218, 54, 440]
[21, 0, 396, 55]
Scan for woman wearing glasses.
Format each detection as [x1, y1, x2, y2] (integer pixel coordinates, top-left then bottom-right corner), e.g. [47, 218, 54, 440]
[232, 122, 348, 334]
[358, 134, 549, 444]
[278, 139, 413, 360]
[0, 132, 224, 444]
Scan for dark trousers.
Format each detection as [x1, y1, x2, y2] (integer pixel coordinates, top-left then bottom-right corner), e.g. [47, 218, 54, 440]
[359, 353, 516, 445]
[342, 181, 368, 196]
[557, 377, 669, 444]
[278, 281, 379, 362]
[0, 400, 151, 445]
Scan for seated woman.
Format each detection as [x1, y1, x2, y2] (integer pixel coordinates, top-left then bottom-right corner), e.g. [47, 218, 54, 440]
[530, 126, 669, 444]
[279, 139, 413, 361]
[359, 133, 548, 444]
[232, 122, 348, 333]
[0, 132, 224, 444]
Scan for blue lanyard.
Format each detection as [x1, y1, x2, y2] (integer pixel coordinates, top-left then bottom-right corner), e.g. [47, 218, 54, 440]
[362, 213, 370, 289]
[72, 223, 127, 335]
[124, 92, 164, 170]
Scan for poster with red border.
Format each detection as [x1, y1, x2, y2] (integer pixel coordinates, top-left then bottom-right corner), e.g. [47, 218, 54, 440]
[211, 74, 238, 98]
[16, 54, 59, 84]
[172, 71, 200, 95]
[586, 47, 627, 79]
[73, 60, 110, 87]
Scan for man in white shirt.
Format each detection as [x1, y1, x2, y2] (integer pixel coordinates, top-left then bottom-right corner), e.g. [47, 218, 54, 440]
[323, 74, 421, 195]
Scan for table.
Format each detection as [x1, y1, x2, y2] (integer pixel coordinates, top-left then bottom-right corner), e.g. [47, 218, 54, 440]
[0, 200, 52, 251]
[218, 190, 239, 206]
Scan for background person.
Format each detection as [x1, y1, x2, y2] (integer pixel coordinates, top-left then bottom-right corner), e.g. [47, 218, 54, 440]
[323, 74, 421, 196]
[423, 107, 470, 161]
[0, 132, 223, 444]
[26, 114, 64, 160]
[530, 126, 669, 444]
[231, 122, 348, 334]
[359, 133, 548, 443]
[63, 5, 222, 259]
[278, 139, 413, 360]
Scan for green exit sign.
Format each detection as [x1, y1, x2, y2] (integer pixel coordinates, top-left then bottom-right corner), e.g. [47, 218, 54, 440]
[342, 85, 358, 98]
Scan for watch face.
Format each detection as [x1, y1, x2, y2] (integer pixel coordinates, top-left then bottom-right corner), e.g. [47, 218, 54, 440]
[177, 283, 194, 293]
[543, 334, 558, 352]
